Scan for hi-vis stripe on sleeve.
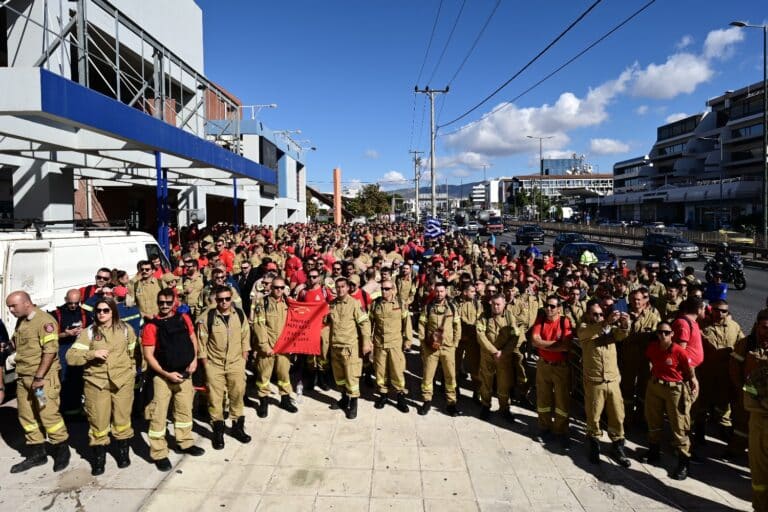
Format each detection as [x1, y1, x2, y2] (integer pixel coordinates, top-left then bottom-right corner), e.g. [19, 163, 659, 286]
[41, 334, 58, 344]
[72, 342, 91, 351]
[356, 313, 369, 324]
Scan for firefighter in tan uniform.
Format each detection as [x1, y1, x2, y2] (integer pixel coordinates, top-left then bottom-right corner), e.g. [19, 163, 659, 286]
[66, 298, 137, 475]
[252, 276, 297, 418]
[418, 282, 461, 417]
[370, 280, 410, 413]
[735, 309, 768, 512]
[693, 299, 744, 449]
[197, 285, 252, 449]
[476, 293, 520, 422]
[455, 283, 482, 386]
[182, 258, 205, 317]
[326, 277, 372, 420]
[133, 260, 162, 320]
[6, 291, 71, 473]
[578, 300, 631, 467]
[396, 264, 417, 348]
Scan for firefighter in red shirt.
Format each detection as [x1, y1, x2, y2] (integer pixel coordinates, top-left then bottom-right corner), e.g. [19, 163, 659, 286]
[531, 295, 573, 450]
[641, 321, 699, 481]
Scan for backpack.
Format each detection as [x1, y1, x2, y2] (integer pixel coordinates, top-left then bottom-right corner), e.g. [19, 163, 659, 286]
[206, 306, 246, 337]
[148, 314, 195, 373]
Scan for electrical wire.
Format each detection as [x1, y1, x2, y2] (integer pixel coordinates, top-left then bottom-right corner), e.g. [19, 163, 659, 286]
[437, 0, 604, 129]
[415, 0, 445, 86]
[407, 91, 418, 151]
[439, 0, 657, 138]
[446, 0, 501, 86]
[426, 0, 467, 86]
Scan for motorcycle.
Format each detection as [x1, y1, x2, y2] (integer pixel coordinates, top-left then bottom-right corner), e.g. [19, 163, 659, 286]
[705, 254, 746, 290]
[658, 257, 684, 286]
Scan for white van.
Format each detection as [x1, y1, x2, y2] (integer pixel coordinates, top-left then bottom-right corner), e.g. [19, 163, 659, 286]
[0, 228, 169, 332]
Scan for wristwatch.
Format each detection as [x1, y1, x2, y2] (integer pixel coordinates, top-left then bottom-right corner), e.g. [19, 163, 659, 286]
[33, 376, 45, 382]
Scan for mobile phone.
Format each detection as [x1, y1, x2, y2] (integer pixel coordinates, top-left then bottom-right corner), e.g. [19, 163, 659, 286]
[614, 301, 628, 314]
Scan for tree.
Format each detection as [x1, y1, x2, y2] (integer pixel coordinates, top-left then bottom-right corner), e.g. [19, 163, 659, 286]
[348, 184, 390, 218]
[306, 198, 318, 220]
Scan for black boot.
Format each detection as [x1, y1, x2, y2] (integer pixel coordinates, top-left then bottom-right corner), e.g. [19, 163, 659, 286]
[374, 395, 387, 409]
[318, 369, 332, 391]
[418, 400, 431, 416]
[692, 421, 706, 447]
[610, 439, 631, 468]
[559, 434, 571, 451]
[395, 393, 409, 413]
[446, 402, 459, 417]
[500, 407, 518, 424]
[257, 397, 269, 418]
[212, 420, 225, 450]
[345, 397, 358, 420]
[230, 417, 252, 444]
[115, 439, 131, 469]
[280, 395, 298, 413]
[52, 443, 71, 472]
[337, 392, 350, 411]
[639, 443, 661, 464]
[11, 444, 48, 473]
[671, 452, 690, 480]
[91, 445, 106, 476]
[479, 405, 491, 420]
[587, 437, 601, 465]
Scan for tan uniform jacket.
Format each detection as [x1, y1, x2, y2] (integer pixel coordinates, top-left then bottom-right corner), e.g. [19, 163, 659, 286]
[510, 294, 540, 332]
[577, 322, 622, 383]
[183, 273, 205, 308]
[370, 297, 407, 349]
[562, 300, 587, 330]
[395, 276, 417, 307]
[133, 277, 162, 318]
[13, 307, 59, 376]
[701, 317, 744, 378]
[252, 296, 288, 353]
[476, 312, 519, 355]
[614, 307, 661, 344]
[456, 297, 482, 342]
[659, 296, 682, 321]
[731, 335, 768, 415]
[196, 308, 251, 366]
[327, 295, 372, 349]
[418, 300, 461, 347]
[66, 324, 137, 390]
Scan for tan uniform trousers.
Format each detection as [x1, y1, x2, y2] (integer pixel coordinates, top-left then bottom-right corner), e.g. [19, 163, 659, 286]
[478, 351, 515, 408]
[206, 361, 246, 421]
[535, 360, 570, 434]
[748, 413, 768, 512]
[331, 346, 362, 397]
[584, 380, 625, 441]
[256, 353, 293, 397]
[146, 376, 194, 460]
[456, 332, 480, 381]
[373, 345, 407, 395]
[17, 374, 69, 446]
[421, 343, 457, 404]
[314, 327, 330, 370]
[83, 380, 134, 446]
[729, 393, 750, 453]
[645, 379, 690, 456]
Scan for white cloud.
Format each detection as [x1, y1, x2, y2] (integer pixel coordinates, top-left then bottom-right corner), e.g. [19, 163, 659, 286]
[363, 149, 380, 159]
[589, 138, 630, 155]
[703, 27, 744, 60]
[632, 53, 712, 99]
[437, 151, 488, 169]
[675, 35, 694, 50]
[635, 105, 649, 115]
[665, 112, 689, 123]
[378, 171, 409, 189]
[444, 68, 633, 158]
[451, 168, 472, 178]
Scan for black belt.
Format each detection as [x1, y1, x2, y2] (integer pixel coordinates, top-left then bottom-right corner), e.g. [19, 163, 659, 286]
[653, 378, 682, 387]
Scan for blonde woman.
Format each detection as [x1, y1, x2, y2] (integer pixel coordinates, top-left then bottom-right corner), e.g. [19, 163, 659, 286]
[67, 297, 137, 476]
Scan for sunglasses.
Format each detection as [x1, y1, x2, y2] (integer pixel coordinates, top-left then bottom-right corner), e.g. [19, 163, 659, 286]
[95, 275, 111, 281]
[545, 304, 559, 309]
[309, 275, 319, 279]
[141, 268, 152, 272]
[66, 301, 80, 306]
[657, 330, 673, 336]
[592, 312, 604, 317]
[95, 308, 111, 314]
[158, 300, 174, 306]
[381, 287, 393, 291]
[215, 296, 233, 302]
[272, 285, 286, 290]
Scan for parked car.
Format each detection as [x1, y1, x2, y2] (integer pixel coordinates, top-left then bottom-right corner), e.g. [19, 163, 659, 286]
[559, 242, 612, 267]
[553, 232, 588, 254]
[641, 232, 700, 260]
[515, 224, 545, 245]
[465, 221, 480, 235]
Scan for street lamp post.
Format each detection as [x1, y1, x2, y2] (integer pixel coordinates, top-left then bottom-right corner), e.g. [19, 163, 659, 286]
[731, 21, 768, 247]
[527, 135, 554, 222]
[698, 135, 725, 228]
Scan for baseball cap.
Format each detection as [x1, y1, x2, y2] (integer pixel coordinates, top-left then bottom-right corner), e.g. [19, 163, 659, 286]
[265, 262, 278, 271]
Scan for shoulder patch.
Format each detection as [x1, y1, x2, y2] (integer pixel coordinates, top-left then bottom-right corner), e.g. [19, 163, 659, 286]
[44, 323, 55, 333]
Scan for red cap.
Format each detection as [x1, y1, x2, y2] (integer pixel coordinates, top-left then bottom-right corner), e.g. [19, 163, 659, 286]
[113, 286, 128, 298]
[265, 262, 278, 271]
[432, 255, 444, 264]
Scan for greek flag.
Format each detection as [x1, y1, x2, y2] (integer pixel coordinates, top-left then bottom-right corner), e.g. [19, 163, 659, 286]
[424, 217, 445, 239]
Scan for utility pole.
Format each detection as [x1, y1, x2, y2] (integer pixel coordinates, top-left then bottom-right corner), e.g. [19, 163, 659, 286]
[415, 85, 449, 218]
[527, 135, 554, 222]
[409, 150, 423, 223]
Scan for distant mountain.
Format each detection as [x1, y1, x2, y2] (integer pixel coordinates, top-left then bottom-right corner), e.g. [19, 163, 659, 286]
[388, 180, 485, 199]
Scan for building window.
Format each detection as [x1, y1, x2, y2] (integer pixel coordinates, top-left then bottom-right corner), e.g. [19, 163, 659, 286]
[731, 123, 764, 139]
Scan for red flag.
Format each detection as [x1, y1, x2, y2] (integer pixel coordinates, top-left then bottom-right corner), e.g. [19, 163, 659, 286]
[273, 298, 329, 355]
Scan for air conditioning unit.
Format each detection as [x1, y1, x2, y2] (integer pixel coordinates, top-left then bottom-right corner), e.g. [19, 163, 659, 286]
[188, 209, 206, 223]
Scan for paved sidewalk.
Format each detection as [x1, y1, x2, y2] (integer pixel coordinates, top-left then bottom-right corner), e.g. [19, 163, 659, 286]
[0, 381, 754, 511]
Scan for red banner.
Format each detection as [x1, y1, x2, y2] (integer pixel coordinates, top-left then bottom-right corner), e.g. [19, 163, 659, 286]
[273, 298, 329, 355]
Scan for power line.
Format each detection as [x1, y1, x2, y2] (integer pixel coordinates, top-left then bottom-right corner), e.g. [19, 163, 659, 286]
[407, 91, 418, 151]
[415, 94, 428, 151]
[426, 0, 467, 85]
[446, 0, 501, 86]
[415, 0, 445, 85]
[437, 0, 604, 129]
[439, 0, 657, 138]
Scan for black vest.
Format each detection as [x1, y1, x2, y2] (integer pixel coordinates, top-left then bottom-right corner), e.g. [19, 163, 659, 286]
[150, 314, 195, 373]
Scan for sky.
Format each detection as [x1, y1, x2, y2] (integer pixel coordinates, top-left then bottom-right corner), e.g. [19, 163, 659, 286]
[196, 0, 767, 193]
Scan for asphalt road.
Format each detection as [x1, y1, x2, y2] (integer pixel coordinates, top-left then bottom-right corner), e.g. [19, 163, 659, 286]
[497, 233, 766, 331]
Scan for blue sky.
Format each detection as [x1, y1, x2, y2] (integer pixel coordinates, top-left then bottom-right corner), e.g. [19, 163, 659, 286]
[196, 0, 766, 193]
